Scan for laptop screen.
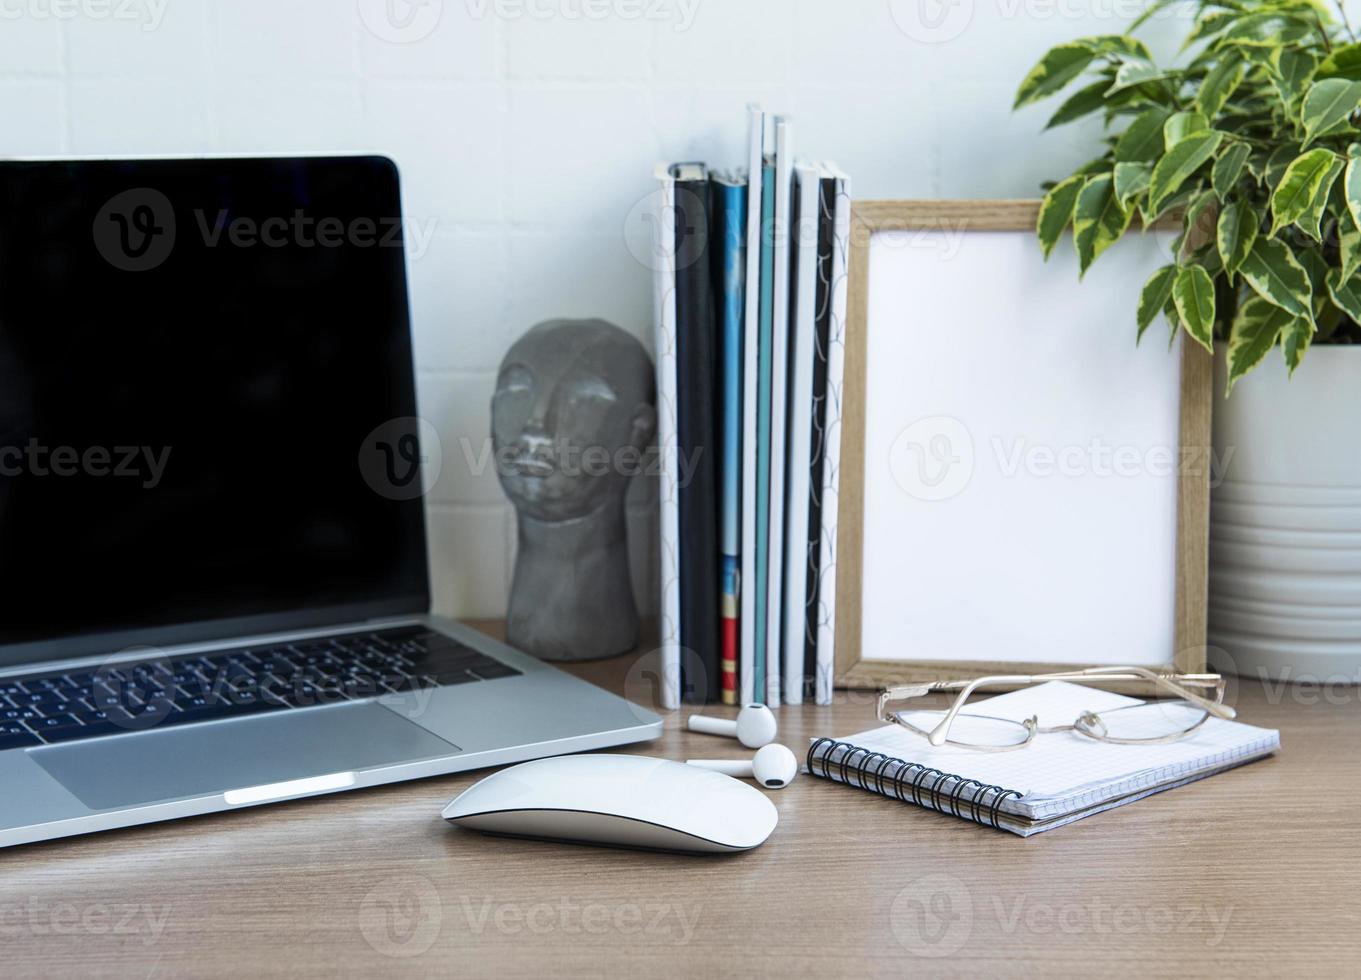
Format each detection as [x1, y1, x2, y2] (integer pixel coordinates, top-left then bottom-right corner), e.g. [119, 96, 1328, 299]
[0, 157, 430, 661]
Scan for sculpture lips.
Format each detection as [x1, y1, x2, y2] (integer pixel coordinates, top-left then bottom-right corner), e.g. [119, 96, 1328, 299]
[510, 456, 555, 477]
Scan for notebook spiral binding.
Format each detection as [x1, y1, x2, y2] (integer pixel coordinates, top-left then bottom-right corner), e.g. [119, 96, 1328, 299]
[806, 738, 1024, 830]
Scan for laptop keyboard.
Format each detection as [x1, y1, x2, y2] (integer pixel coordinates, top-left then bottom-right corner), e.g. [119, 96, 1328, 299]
[0, 626, 520, 751]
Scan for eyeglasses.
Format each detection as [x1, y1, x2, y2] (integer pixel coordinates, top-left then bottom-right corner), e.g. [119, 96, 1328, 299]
[876, 666, 1235, 752]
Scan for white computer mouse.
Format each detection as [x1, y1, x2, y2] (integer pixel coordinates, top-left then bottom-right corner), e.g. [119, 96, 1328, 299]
[442, 754, 778, 854]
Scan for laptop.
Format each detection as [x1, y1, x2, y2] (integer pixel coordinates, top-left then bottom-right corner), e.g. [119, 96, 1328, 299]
[0, 156, 663, 849]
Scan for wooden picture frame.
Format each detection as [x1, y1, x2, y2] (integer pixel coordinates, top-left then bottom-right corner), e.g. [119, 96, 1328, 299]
[833, 200, 1213, 690]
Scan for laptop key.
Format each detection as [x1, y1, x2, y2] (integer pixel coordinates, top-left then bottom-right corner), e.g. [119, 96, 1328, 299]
[37, 721, 133, 744]
[30, 713, 83, 731]
[0, 731, 42, 750]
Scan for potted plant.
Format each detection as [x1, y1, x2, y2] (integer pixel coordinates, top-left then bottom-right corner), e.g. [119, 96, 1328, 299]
[1017, 0, 1361, 683]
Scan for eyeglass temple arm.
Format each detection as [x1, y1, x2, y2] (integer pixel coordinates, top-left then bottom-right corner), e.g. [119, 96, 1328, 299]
[883, 669, 1233, 746]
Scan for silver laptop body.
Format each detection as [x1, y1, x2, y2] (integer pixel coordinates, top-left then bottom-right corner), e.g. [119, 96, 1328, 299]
[0, 156, 662, 849]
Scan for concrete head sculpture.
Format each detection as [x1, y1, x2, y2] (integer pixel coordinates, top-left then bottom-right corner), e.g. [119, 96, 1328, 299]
[492, 318, 656, 661]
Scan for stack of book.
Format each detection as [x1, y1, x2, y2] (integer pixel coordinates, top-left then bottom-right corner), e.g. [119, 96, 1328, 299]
[652, 105, 852, 709]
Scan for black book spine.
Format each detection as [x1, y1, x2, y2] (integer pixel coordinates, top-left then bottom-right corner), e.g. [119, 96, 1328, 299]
[803, 177, 837, 698]
[673, 176, 722, 704]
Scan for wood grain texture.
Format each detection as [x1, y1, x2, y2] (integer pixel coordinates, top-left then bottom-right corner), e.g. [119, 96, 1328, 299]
[5, 621, 1358, 979]
[835, 200, 1208, 690]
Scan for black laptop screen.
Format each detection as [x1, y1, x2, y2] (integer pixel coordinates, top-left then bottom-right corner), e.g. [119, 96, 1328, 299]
[0, 157, 429, 654]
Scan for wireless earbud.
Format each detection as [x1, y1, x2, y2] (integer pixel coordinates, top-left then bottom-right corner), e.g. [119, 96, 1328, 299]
[686, 744, 800, 790]
[687, 704, 777, 748]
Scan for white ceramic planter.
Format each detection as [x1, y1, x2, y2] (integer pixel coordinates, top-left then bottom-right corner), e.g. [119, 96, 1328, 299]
[1209, 345, 1361, 681]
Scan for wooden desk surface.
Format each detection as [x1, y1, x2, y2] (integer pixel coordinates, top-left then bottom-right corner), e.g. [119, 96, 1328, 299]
[6, 622, 1359, 978]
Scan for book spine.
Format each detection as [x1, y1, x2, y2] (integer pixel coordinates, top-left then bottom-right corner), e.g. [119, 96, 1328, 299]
[764, 117, 794, 708]
[804, 175, 837, 704]
[813, 172, 851, 707]
[673, 173, 721, 704]
[739, 106, 765, 707]
[781, 162, 819, 707]
[650, 164, 682, 711]
[805, 739, 1023, 832]
[717, 179, 747, 707]
[752, 163, 776, 706]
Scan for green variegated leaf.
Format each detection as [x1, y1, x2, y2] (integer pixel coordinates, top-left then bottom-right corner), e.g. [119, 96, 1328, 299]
[1295, 156, 1344, 241]
[1149, 131, 1225, 214]
[1113, 162, 1152, 206]
[1045, 78, 1114, 129]
[1271, 48, 1319, 107]
[1301, 79, 1361, 147]
[1216, 13, 1314, 49]
[1217, 201, 1258, 277]
[1197, 56, 1245, 119]
[1015, 43, 1096, 108]
[1173, 265, 1217, 352]
[1226, 298, 1294, 393]
[1326, 267, 1361, 322]
[1073, 174, 1132, 277]
[1270, 149, 1340, 235]
[1115, 108, 1172, 163]
[1137, 265, 1178, 342]
[1036, 174, 1086, 260]
[1080, 35, 1153, 61]
[1165, 111, 1210, 146]
[1107, 59, 1175, 96]
[1282, 314, 1314, 375]
[1342, 215, 1361, 280]
[1239, 237, 1315, 321]
[1182, 10, 1237, 49]
[1265, 143, 1303, 187]
[1345, 152, 1361, 232]
[1212, 142, 1252, 201]
[1315, 42, 1361, 82]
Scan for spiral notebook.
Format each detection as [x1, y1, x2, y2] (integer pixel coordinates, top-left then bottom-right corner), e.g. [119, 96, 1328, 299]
[807, 682, 1280, 837]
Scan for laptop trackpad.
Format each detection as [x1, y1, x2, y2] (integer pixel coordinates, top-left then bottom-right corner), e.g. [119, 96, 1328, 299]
[31, 703, 460, 812]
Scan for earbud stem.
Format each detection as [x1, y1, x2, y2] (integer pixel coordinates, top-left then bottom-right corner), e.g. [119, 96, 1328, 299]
[685, 760, 752, 777]
[687, 715, 738, 738]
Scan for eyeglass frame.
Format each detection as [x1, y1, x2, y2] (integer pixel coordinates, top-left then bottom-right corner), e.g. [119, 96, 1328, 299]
[876, 666, 1235, 752]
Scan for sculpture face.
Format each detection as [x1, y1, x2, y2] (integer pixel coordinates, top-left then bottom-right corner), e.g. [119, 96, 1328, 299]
[492, 320, 656, 523]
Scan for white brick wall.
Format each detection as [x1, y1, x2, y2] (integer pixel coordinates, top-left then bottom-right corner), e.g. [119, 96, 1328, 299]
[0, 0, 1203, 618]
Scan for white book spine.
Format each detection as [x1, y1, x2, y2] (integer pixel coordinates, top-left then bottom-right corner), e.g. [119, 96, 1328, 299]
[814, 171, 851, 707]
[781, 162, 821, 707]
[651, 163, 681, 711]
[739, 106, 764, 707]
[764, 116, 794, 707]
